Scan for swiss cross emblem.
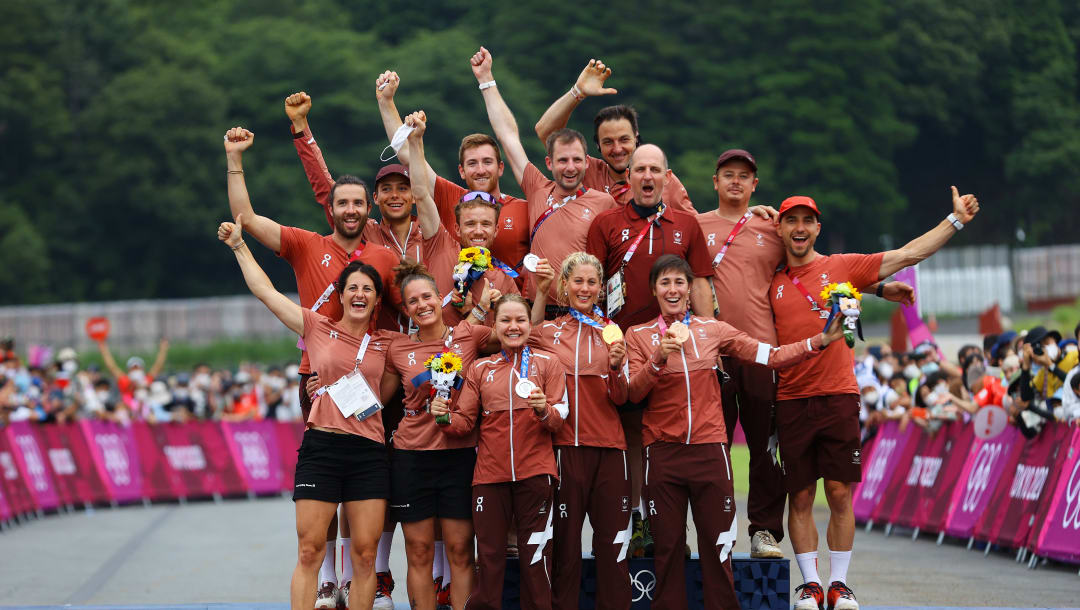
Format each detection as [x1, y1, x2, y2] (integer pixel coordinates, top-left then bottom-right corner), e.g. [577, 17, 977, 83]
[820, 272, 829, 286]
[504, 217, 513, 228]
[673, 231, 683, 245]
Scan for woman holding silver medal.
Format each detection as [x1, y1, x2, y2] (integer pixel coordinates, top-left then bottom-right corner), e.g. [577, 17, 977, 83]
[429, 294, 568, 610]
[217, 215, 400, 610]
[381, 261, 502, 610]
[528, 251, 635, 610]
[624, 254, 847, 610]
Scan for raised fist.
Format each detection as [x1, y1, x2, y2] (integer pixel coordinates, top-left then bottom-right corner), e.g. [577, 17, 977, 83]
[284, 92, 312, 122]
[404, 110, 427, 138]
[223, 127, 254, 154]
[470, 47, 493, 82]
[375, 71, 400, 101]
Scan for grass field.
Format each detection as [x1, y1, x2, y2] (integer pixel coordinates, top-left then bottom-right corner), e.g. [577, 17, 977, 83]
[729, 443, 828, 506]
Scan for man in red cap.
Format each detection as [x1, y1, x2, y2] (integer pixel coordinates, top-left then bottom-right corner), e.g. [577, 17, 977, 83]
[772, 189, 979, 610]
[697, 149, 914, 562]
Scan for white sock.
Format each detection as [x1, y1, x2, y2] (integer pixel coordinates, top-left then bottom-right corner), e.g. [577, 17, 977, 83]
[376, 531, 393, 573]
[441, 542, 452, 585]
[319, 540, 337, 585]
[795, 551, 821, 585]
[433, 541, 445, 582]
[339, 538, 353, 583]
[829, 549, 852, 584]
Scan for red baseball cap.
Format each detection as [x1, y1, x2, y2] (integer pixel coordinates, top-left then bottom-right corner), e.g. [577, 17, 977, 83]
[715, 149, 757, 172]
[778, 196, 820, 219]
[374, 163, 409, 184]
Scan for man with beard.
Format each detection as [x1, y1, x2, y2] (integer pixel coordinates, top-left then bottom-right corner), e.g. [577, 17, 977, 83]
[470, 47, 617, 306]
[697, 150, 916, 562]
[370, 73, 530, 283]
[534, 59, 694, 214]
[224, 127, 401, 609]
[772, 189, 978, 610]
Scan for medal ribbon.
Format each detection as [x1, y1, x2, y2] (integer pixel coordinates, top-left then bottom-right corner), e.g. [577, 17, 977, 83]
[711, 211, 752, 266]
[502, 346, 531, 382]
[530, 187, 587, 242]
[656, 310, 692, 336]
[568, 306, 610, 331]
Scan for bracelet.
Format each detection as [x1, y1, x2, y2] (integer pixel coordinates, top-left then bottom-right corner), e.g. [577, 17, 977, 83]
[230, 240, 246, 251]
[947, 213, 964, 231]
[875, 282, 886, 298]
[478, 80, 497, 90]
[227, 170, 244, 175]
[471, 307, 486, 321]
[570, 85, 585, 101]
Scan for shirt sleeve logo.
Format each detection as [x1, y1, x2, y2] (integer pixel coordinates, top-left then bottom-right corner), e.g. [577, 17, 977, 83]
[775, 285, 784, 300]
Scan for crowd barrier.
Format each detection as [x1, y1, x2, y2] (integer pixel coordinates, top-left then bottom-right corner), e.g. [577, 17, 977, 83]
[854, 419, 1080, 566]
[0, 420, 304, 522]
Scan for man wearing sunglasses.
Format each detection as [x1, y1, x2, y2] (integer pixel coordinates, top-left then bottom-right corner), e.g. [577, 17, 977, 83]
[534, 59, 695, 215]
[375, 71, 529, 285]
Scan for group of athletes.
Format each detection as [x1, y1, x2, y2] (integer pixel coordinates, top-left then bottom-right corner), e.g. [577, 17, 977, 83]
[215, 47, 980, 610]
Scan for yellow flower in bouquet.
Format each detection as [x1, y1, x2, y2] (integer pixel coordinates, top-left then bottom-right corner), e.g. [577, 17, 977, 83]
[439, 352, 463, 374]
[458, 246, 491, 271]
[820, 281, 861, 302]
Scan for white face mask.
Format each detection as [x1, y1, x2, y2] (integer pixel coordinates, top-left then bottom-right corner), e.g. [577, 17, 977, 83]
[877, 362, 894, 380]
[193, 373, 211, 388]
[380, 123, 416, 162]
[129, 369, 147, 385]
[903, 364, 920, 380]
[61, 360, 78, 374]
[1044, 343, 1060, 361]
[862, 391, 879, 407]
[96, 390, 110, 402]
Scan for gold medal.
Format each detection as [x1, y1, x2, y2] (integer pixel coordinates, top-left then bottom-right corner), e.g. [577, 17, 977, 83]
[669, 322, 690, 344]
[602, 324, 623, 344]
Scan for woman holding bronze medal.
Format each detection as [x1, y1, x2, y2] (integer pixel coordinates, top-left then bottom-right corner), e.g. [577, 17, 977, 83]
[218, 216, 400, 610]
[429, 294, 568, 610]
[381, 261, 501, 610]
[624, 254, 846, 610]
[528, 251, 634, 610]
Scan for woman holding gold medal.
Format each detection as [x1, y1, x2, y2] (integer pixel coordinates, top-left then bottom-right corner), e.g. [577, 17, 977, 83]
[625, 254, 847, 610]
[217, 216, 400, 610]
[528, 251, 634, 610]
[430, 294, 568, 610]
[381, 261, 501, 610]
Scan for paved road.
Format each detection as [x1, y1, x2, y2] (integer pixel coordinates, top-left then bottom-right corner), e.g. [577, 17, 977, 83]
[1, 496, 1077, 607]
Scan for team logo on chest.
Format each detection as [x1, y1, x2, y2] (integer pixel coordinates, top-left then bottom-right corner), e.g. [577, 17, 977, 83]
[706, 232, 716, 246]
[329, 330, 338, 340]
[775, 285, 784, 300]
[582, 207, 592, 220]
[321, 253, 332, 267]
[673, 231, 683, 245]
[504, 217, 513, 229]
[755, 233, 765, 247]
[819, 272, 830, 286]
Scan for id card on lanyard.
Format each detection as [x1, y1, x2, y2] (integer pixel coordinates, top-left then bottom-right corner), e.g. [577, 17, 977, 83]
[783, 267, 830, 319]
[325, 334, 383, 421]
[607, 206, 664, 319]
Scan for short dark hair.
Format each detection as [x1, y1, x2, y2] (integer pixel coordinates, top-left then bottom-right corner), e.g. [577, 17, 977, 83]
[593, 105, 640, 147]
[649, 254, 693, 287]
[545, 128, 587, 158]
[335, 261, 383, 299]
[983, 333, 999, 355]
[329, 174, 372, 209]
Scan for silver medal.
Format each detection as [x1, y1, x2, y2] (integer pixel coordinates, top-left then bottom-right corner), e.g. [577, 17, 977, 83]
[515, 378, 536, 398]
[523, 253, 540, 272]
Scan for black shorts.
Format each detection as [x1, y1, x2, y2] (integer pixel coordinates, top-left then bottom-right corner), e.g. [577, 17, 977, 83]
[293, 429, 390, 503]
[775, 393, 862, 493]
[390, 447, 476, 522]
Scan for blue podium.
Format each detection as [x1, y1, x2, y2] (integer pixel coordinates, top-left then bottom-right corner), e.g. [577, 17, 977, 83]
[501, 552, 789, 609]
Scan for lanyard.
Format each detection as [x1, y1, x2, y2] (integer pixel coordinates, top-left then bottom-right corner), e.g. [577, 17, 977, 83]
[711, 211, 753, 266]
[568, 306, 610, 330]
[387, 221, 415, 259]
[502, 346, 531, 381]
[353, 333, 371, 368]
[311, 282, 336, 313]
[491, 257, 519, 278]
[783, 267, 826, 314]
[348, 243, 366, 261]
[621, 205, 665, 268]
[656, 310, 691, 336]
[531, 187, 587, 241]
[609, 181, 631, 199]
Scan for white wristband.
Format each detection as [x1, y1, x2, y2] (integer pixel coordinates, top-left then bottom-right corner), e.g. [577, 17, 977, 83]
[947, 213, 964, 231]
[570, 85, 585, 101]
[478, 81, 497, 90]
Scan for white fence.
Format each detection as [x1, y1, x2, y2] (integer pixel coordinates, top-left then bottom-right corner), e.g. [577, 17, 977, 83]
[916, 267, 1014, 315]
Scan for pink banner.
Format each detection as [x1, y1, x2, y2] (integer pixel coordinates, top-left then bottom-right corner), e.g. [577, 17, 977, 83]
[853, 421, 917, 522]
[974, 422, 1070, 549]
[78, 420, 144, 503]
[943, 425, 1023, 539]
[888, 420, 951, 529]
[276, 421, 304, 492]
[132, 421, 184, 501]
[36, 423, 110, 506]
[1032, 426, 1080, 563]
[221, 421, 284, 495]
[145, 422, 247, 498]
[870, 425, 928, 524]
[0, 473, 11, 521]
[4, 422, 60, 511]
[0, 432, 36, 516]
[914, 422, 975, 533]
[893, 267, 942, 356]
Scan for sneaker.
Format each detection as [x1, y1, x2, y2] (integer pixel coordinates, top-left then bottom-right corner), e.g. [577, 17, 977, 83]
[436, 580, 452, 609]
[314, 581, 339, 610]
[372, 571, 394, 610]
[337, 581, 349, 610]
[750, 531, 784, 558]
[794, 582, 825, 610]
[630, 512, 646, 558]
[827, 581, 859, 610]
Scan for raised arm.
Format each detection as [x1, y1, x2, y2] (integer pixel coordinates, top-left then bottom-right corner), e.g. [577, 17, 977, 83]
[403, 110, 441, 238]
[148, 338, 169, 378]
[284, 93, 335, 225]
[534, 59, 617, 145]
[96, 340, 125, 379]
[529, 259, 555, 325]
[878, 186, 979, 279]
[470, 47, 529, 186]
[714, 317, 836, 369]
[217, 215, 303, 335]
[224, 128, 283, 252]
[690, 278, 714, 318]
[374, 71, 439, 189]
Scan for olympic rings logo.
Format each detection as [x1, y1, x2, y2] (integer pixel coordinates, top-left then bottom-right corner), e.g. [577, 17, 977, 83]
[1062, 460, 1080, 530]
[629, 568, 656, 602]
[962, 442, 1003, 513]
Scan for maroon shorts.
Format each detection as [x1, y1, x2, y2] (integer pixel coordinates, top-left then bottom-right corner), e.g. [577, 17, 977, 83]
[775, 393, 862, 493]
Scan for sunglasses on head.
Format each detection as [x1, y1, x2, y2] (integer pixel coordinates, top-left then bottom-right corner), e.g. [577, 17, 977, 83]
[461, 191, 496, 205]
